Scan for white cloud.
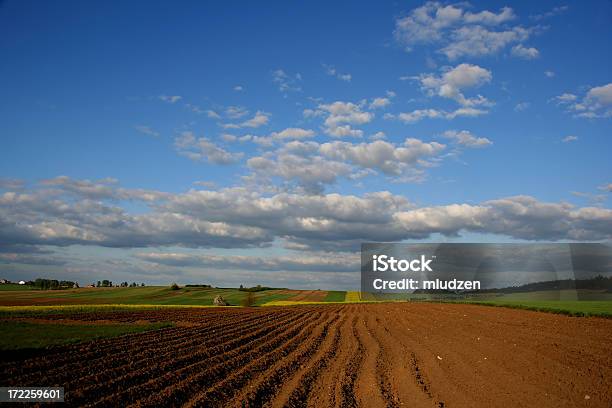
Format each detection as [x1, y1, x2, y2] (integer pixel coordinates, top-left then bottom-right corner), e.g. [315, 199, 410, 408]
[369, 97, 391, 109]
[555, 93, 577, 103]
[135, 251, 359, 272]
[241, 111, 270, 128]
[185, 103, 205, 114]
[272, 69, 302, 93]
[598, 183, 612, 193]
[511, 44, 540, 59]
[396, 107, 487, 123]
[443, 130, 492, 148]
[414, 63, 493, 107]
[225, 106, 249, 119]
[246, 138, 448, 192]
[514, 102, 530, 111]
[319, 139, 446, 175]
[544, 70, 555, 78]
[394, 2, 532, 60]
[0, 178, 24, 190]
[530, 5, 569, 21]
[556, 83, 612, 118]
[562, 135, 578, 143]
[206, 110, 221, 119]
[158, 95, 182, 104]
[223, 111, 270, 129]
[441, 26, 530, 60]
[233, 85, 244, 92]
[307, 101, 374, 138]
[247, 149, 352, 194]
[3, 181, 611, 253]
[174, 132, 243, 164]
[323, 64, 352, 82]
[464, 7, 515, 25]
[134, 125, 159, 137]
[193, 180, 217, 188]
[250, 128, 316, 146]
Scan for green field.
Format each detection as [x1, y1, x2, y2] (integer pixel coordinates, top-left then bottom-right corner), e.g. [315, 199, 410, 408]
[0, 286, 348, 307]
[460, 300, 612, 317]
[0, 321, 172, 350]
[0, 285, 610, 317]
[0, 283, 41, 291]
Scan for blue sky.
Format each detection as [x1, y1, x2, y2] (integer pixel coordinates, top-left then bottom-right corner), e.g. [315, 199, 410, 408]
[0, 1, 610, 289]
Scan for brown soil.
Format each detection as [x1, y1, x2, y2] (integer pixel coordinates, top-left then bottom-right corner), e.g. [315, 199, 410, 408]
[0, 303, 610, 407]
[287, 290, 328, 302]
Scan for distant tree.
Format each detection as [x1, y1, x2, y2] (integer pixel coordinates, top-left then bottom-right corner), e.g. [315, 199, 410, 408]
[97, 281, 101, 288]
[239, 284, 243, 289]
[101, 279, 110, 287]
[141, 282, 145, 287]
[170, 282, 180, 290]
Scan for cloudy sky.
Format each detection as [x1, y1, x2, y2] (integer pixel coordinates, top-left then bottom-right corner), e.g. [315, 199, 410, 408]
[1, 1, 611, 289]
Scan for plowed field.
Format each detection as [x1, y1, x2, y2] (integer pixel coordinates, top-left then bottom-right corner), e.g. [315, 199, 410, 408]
[1, 303, 610, 407]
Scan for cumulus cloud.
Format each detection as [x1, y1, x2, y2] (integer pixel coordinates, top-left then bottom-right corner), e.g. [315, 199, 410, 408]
[395, 107, 487, 123]
[225, 106, 249, 119]
[0, 178, 25, 190]
[247, 145, 353, 194]
[599, 183, 612, 193]
[556, 83, 612, 118]
[40, 176, 168, 202]
[250, 128, 316, 146]
[0, 253, 66, 266]
[323, 64, 352, 82]
[246, 138, 448, 192]
[206, 110, 221, 119]
[0, 188, 271, 250]
[442, 130, 492, 148]
[306, 101, 374, 138]
[369, 97, 391, 109]
[135, 251, 359, 272]
[554, 93, 577, 104]
[394, 2, 534, 60]
[1, 181, 610, 254]
[414, 63, 493, 107]
[511, 44, 540, 59]
[441, 25, 530, 60]
[223, 111, 270, 129]
[174, 132, 243, 164]
[319, 139, 445, 175]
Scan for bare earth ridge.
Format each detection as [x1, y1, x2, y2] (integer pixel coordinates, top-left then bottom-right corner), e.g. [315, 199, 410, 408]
[1, 303, 610, 407]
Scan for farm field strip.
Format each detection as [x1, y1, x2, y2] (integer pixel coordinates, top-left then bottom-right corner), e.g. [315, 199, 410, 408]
[68, 310, 306, 395]
[3, 309, 295, 387]
[0, 303, 610, 407]
[0, 309, 270, 378]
